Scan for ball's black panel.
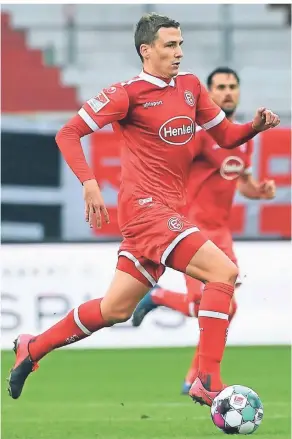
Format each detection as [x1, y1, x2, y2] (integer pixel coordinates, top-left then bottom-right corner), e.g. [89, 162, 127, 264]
[224, 426, 239, 434]
[218, 399, 231, 415]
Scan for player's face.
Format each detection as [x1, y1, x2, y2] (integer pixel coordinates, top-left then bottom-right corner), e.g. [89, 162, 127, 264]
[142, 27, 184, 78]
[208, 73, 240, 117]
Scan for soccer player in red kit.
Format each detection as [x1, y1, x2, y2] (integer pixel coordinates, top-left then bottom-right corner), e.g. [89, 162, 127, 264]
[8, 14, 280, 407]
[132, 67, 276, 394]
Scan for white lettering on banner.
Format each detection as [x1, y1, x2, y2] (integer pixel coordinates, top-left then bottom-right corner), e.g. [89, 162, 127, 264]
[1, 242, 290, 349]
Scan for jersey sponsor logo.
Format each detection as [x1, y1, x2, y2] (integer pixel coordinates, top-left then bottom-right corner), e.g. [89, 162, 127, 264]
[167, 216, 184, 232]
[87, 91, 110, 113]
[220, 156, 245, 180]
[143, 100, 163, 108]
[184, 90, 195, 107]
[159, 116, 195, 146]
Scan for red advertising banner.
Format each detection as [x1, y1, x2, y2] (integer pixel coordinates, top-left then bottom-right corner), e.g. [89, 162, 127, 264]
[90, 128, 291, 239]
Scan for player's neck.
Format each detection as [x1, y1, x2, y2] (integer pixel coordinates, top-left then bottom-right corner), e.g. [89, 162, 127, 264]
[142, 68, 173, 84]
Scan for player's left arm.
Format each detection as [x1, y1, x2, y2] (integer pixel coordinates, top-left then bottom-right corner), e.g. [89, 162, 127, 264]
[195, 80, 280, 149]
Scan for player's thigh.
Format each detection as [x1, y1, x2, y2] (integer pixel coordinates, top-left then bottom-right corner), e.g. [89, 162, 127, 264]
[186, 239, 239, 285]
[100, 269, 150, 321]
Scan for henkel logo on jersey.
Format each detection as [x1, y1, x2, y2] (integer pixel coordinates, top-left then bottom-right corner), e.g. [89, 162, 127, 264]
[220, 156, 245, 180]
[159, 116, 195, 146]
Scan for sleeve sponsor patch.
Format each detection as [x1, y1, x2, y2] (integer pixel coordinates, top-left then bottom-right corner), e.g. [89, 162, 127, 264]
[87, 91, 110, 113]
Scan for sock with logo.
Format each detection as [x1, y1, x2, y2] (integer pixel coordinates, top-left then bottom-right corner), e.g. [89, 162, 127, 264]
[29, 298, 111, 361]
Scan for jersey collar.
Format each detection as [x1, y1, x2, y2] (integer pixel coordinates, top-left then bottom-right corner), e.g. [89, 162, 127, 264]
[139, 71, 175, 88]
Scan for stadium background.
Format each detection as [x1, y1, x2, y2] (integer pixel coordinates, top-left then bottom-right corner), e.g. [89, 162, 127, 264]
[1, 4, 291, 439]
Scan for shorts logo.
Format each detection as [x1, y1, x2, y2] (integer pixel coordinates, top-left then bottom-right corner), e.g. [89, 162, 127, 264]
[184, 90, 195, 107]
[87, 91, 110, 113]
[220, 156, 244, 180]
[168, 216, 183, 232]
[138, 197, 153, 206]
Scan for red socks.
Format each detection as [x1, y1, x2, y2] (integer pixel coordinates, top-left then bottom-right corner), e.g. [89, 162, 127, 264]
[185, 297, 237, 385]
[151, 288, 199, 317]
[29, 298, 111, 361]
[197, 282, 234, 391]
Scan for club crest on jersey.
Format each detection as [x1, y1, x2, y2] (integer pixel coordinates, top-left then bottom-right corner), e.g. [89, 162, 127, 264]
[184, 90, 195, 107]
[159, 116, 195, 146]
[167, 216, 184, 232]
[87, 91, 110, 113]
[220, 156, 245, 180]
[105, 86, 117, 94]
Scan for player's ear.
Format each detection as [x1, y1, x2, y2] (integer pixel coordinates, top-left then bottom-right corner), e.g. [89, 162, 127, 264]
[140, 44, 150, 60]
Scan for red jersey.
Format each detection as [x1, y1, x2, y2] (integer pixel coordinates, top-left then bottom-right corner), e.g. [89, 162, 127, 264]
[187, 127, 253, 229]
[56, 70, 257, 233]
[79, 72, 224, 214]
[71, 71, 256, 230]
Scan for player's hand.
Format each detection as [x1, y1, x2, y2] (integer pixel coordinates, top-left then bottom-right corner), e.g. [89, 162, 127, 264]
[252, 108, 280, 132]
[258, 179, 276, 199]
[83, 179, 110, 228]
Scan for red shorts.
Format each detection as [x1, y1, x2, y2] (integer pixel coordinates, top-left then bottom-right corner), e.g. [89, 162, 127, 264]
[117, 200, 207, 287]
[184, 226, 241, 305]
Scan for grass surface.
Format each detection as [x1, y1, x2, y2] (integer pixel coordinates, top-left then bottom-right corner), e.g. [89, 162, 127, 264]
[1, 346, 291, 438]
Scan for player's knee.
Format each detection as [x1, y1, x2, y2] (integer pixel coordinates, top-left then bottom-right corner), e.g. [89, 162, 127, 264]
[222, 261, 239, 285]
[209, 259, 239, 286]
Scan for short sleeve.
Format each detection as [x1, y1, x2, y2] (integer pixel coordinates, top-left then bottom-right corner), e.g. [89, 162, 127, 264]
[78, 84, 129, 131]
[195, 81, 226, 130]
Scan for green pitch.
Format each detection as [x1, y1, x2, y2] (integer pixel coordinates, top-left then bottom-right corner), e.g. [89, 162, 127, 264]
[1, 346, 291, 439]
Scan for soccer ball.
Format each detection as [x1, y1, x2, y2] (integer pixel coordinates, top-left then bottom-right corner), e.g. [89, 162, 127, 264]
[211, 385, 264, 435]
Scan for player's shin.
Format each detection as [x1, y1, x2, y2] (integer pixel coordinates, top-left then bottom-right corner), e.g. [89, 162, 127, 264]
[28, 298, 111, 361]
[197, 282, 234, 391]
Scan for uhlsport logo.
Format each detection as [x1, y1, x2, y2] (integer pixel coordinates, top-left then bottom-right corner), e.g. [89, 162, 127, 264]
[220, 156, 244, 180]
[167, 216, 184, 232]
[159, 116, 194, 146]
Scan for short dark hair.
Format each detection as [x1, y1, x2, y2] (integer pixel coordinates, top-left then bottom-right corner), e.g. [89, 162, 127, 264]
[207, 67, 240, 89]
[134, 13, 180, 61]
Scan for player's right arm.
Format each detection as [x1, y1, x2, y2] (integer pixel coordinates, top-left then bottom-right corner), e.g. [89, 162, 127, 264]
[195, 81, 280, 149]
[55, 85, 129, 228]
